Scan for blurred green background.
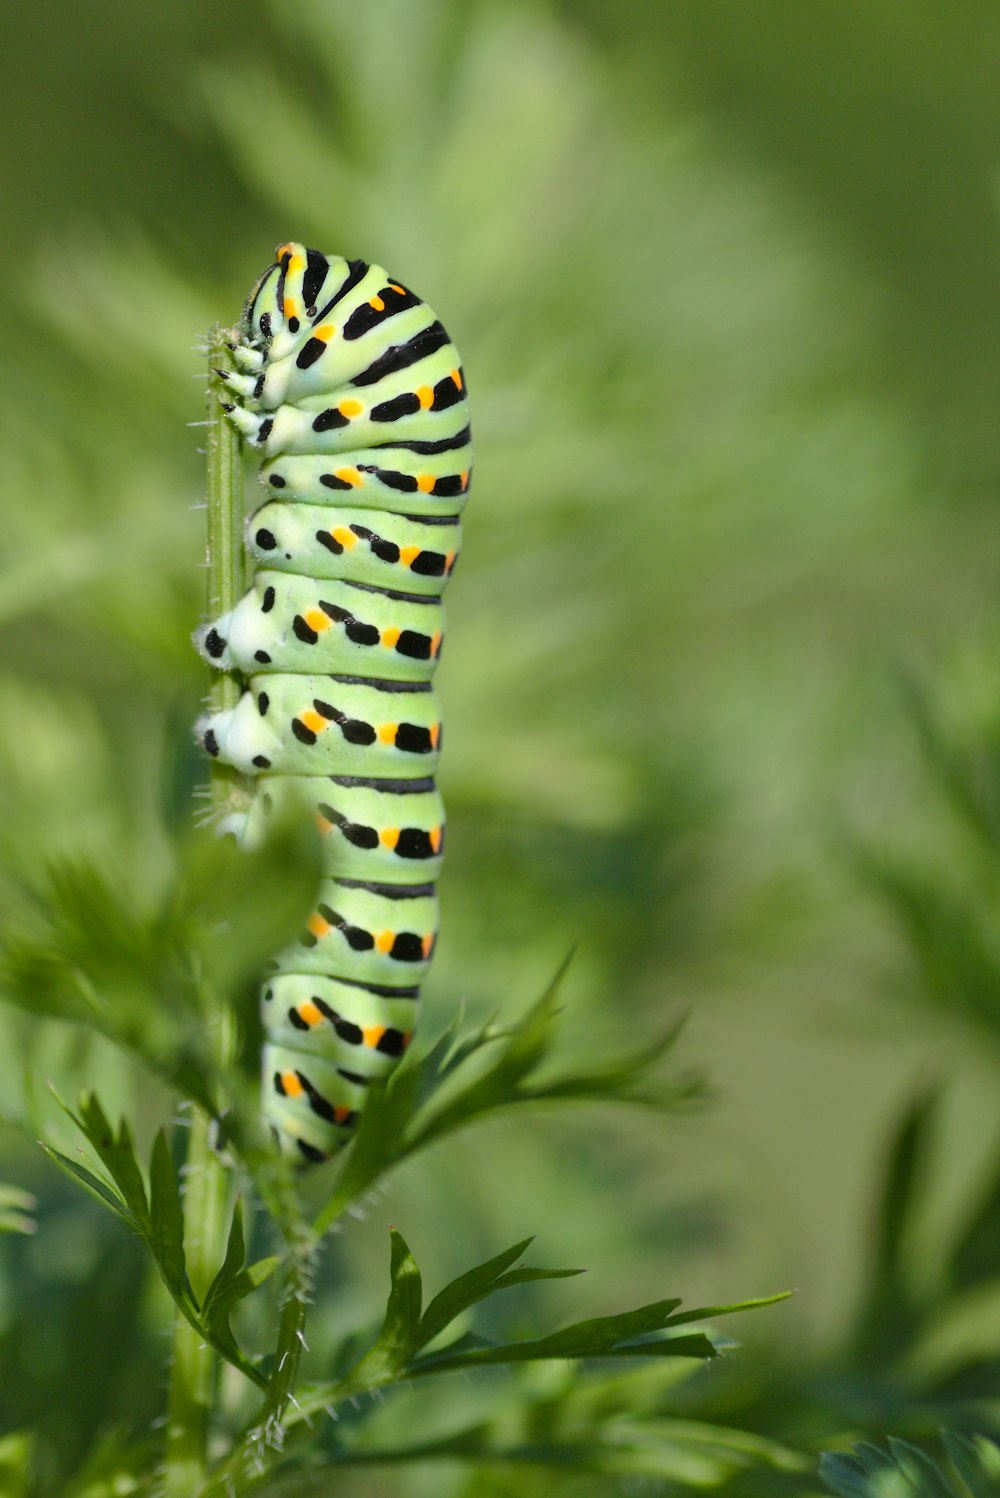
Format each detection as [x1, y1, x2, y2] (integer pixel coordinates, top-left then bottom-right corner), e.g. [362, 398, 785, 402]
[4, 0, 1000, 1491]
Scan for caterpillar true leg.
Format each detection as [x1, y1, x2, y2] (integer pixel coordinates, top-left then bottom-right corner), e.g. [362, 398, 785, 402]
[199, 244, 470, 1165]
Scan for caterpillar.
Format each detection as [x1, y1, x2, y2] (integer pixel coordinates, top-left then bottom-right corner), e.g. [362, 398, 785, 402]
[196, 243, 470, 1164]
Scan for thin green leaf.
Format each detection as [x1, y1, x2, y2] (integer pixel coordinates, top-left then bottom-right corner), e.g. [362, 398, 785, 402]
[854, 1090, 936, 1362]
[148, 1130, 186, 1296]
[200, 1201, 279, 1389]
[314, 958, 700, 1237]
[62, 1427, 161, 1498]
[382, 1227, 423, 1355]
[404, 1283, 784, 1379]
[48, 1088, 152, 1229]
[0, 1184, 36, 1235]
[76, 1093, 151, 1230]
[38, 1143, 131, 1223]
[408, 1328, 718, 1376]
[416, 1236, 582, 1352]
[46, 1097, 271, 1391]
[0, 855, 227, 1113]
[259, 1400, 802, 1490]
[901, 670, 1000, 856]
[494, 1297, 680, 1356]
[0, 1432, 31, 1498]
[203, 1196, 248, 1310]
[335, 1228, 424, 1392]
[821, 1433, 1000, 1498]
[872, 1092, 932, 1291]
[659, 1290, 795, 1327]
[942, 1430, 1000, 1491]
[859, 848, 1000, 1050]
[949, 1144, 1000, 1291]
[0, 1185, 35, 1212]
[890, 1439, 962, 1497]
[405, 1297, 706, 1377]
[820, 1451, 881, 1497]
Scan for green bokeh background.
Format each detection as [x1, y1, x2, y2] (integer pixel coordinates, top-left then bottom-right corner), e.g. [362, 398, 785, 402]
[3, 0, 1000, 1490]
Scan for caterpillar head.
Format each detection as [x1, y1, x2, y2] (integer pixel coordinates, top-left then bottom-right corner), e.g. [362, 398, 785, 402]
[242, 256, 282, 349]
[243, 243, 359, 360]
[243, 239, 327, 348]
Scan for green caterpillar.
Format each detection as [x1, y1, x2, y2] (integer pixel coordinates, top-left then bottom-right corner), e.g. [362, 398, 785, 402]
[197, 243, 471, 1164]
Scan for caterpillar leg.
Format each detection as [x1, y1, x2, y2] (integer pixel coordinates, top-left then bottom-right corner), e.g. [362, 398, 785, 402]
[229, 344, 264, 373]
[216, 808, 252, 843]
[196, 694, 280, 773]
[193, 613, 237, 669]
[214, 367, 259, 400]
[222, 402, 270, 446]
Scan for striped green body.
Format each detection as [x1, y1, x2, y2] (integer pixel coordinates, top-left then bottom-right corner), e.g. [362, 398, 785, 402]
[198, 243, 470, 1163]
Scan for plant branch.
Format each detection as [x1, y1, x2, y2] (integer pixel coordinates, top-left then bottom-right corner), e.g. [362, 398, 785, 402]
[163, 327, 244, 1495]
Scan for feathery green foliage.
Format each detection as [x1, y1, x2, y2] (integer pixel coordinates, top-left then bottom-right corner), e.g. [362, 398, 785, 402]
[4, 1, 1000, 1494]
[822, 1432, 1000, 1498]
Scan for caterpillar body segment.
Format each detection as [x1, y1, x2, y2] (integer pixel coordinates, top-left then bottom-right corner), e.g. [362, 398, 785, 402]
[257, 451, 470, 513]
[200, 243, 470, 1164]
[244, 503, 461, 589]
[278, 876, 439, 985]
[241, 775, 446, 883]
[200, 674, 442, 778]
[196, 572, 445, 681]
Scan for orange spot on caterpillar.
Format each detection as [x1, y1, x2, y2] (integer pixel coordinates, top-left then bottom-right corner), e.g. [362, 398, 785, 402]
[388, 283, 406, 295]
[283, 297, 298, 321]
[338, 398, 363, 417]
[307, 912, 331, 939]
[416, 474, 435, 493]
[445, 551, 457, 572]
[374, 930, 394, 954]
[416, 386, 434, 409]
[314, 323, 336, 342]
[378, 722, 398, 745]
[301, 709, 327, 734]
[429, 723, 440, 749]
[287, 253, 305, 273]
[380, 827, 400, 850]
[334, 1105, 352, 1124]
[369, 294, 385, 311]
[299, 1002, 323, 1027]
[460, 470, 469, 491]
[363, 1023, 387, 1046]
[429, 826, 442, 853]
[332, 526, 356, 548]
[282, 1070, 304, 1097]
[421, 933, 434, 958]
[275, 242, 296, 260]
[335, 467, 362, 487]
[399, 545, 420, 567]
[304, 608, 331, 632]
[430, 631, 442, 657]
[450, 368, 462, 388]
[381, 627, 401, 648]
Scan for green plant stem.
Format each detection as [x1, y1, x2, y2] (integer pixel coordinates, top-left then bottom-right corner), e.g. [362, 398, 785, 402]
[267, 1232, 313, 1417]
[163, 328, 244, 1496]
[205, 324, 247, 815]
[196, 1234, 315, 1498]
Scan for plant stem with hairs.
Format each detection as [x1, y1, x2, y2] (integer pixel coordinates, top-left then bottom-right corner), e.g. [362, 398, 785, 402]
[163, 328, 243, 1495]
